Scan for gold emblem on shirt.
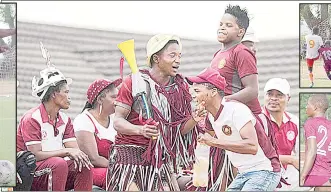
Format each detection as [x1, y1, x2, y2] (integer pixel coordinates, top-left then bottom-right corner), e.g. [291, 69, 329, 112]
[222, 125, 232, 136]
[218, 59, 226, 69]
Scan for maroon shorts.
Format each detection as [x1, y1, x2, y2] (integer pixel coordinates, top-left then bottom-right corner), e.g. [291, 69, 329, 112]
[304, 175, 330, 186]
[92, 167, 107, 189]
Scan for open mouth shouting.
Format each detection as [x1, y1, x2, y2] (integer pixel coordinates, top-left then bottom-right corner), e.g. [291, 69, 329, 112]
[172, 65, 179, 72]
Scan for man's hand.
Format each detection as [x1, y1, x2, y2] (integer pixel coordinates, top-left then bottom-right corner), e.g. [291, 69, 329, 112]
[65, 148, 93, 172]
[139, 122, 160, 139]
[198, 133, 215, 146]
[192, 101, 207, 122]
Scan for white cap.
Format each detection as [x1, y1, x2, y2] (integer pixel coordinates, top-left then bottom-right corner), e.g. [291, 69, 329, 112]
[264, 78, 290, 96]
[32, 67, 72, 100]
[146, 34, 182, 67]
[242, 27, 259, 43]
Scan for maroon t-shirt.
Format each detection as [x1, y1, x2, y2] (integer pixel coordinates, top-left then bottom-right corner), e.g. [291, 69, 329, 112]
[319, 47, 331, 66]
[304, 117, 331, 176]
[210, 43, 262, 115]
[113, 75, 150, 146]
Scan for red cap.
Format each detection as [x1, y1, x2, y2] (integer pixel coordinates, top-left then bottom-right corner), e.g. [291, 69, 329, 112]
[87, 78, 122, 104]
[186, 67, 227, 91]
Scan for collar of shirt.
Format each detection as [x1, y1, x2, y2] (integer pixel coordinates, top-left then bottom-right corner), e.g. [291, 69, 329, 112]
[263, 106, 291, 125]
[39, 103, 65, 128]
[213, 98, 226, 121]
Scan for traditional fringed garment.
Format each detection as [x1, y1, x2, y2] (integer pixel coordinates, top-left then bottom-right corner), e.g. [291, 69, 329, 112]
[185, 116, 234, 191]
[106, 70, 199, 191]
[206, 146, 234, 191]
[185, 141, 234, 191]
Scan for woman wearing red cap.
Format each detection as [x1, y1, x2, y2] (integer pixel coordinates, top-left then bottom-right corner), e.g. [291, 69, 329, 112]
[73, 78, 121, 190]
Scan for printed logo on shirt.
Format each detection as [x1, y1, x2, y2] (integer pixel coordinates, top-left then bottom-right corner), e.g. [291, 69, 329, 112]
[286, 130, 295, 141]
[42, 130, 47, 139]
[309, 40, 315, 48]
[218, 59, 226, 69]
[222, 125, 232, 136]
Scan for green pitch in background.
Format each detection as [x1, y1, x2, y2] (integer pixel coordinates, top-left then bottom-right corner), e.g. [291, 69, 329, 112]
[0, 95, 16, 187]
[300, 59, 331, 88]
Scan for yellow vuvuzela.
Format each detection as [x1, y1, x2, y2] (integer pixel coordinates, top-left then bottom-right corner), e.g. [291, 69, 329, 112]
[117, 39, 138, 74]
[117, 39, 157, 140]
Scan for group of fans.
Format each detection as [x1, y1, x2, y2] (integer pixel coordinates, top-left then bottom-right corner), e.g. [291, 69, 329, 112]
[14, 4, 331, 192]
[303, 26, 331, 87]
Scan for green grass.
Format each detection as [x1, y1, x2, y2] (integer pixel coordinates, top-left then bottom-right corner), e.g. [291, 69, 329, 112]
[0, 96, 16, 187]
[300, 59, 331, 87]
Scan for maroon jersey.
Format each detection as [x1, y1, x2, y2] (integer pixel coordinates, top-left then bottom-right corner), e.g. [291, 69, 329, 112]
[210, 43, 262, 115]
[304, 117, 331, 176]
[113, 74, 150, 146]
[319, 47, 331, 66]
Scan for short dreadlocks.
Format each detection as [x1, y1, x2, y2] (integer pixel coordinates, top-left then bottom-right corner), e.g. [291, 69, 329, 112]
[225, 4, 250, 32]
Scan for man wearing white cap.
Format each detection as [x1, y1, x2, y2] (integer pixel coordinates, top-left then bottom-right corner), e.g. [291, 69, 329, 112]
[263, 78, 310, 191]
[108, 34, 205, 191]
[242, 27, 259, 55]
